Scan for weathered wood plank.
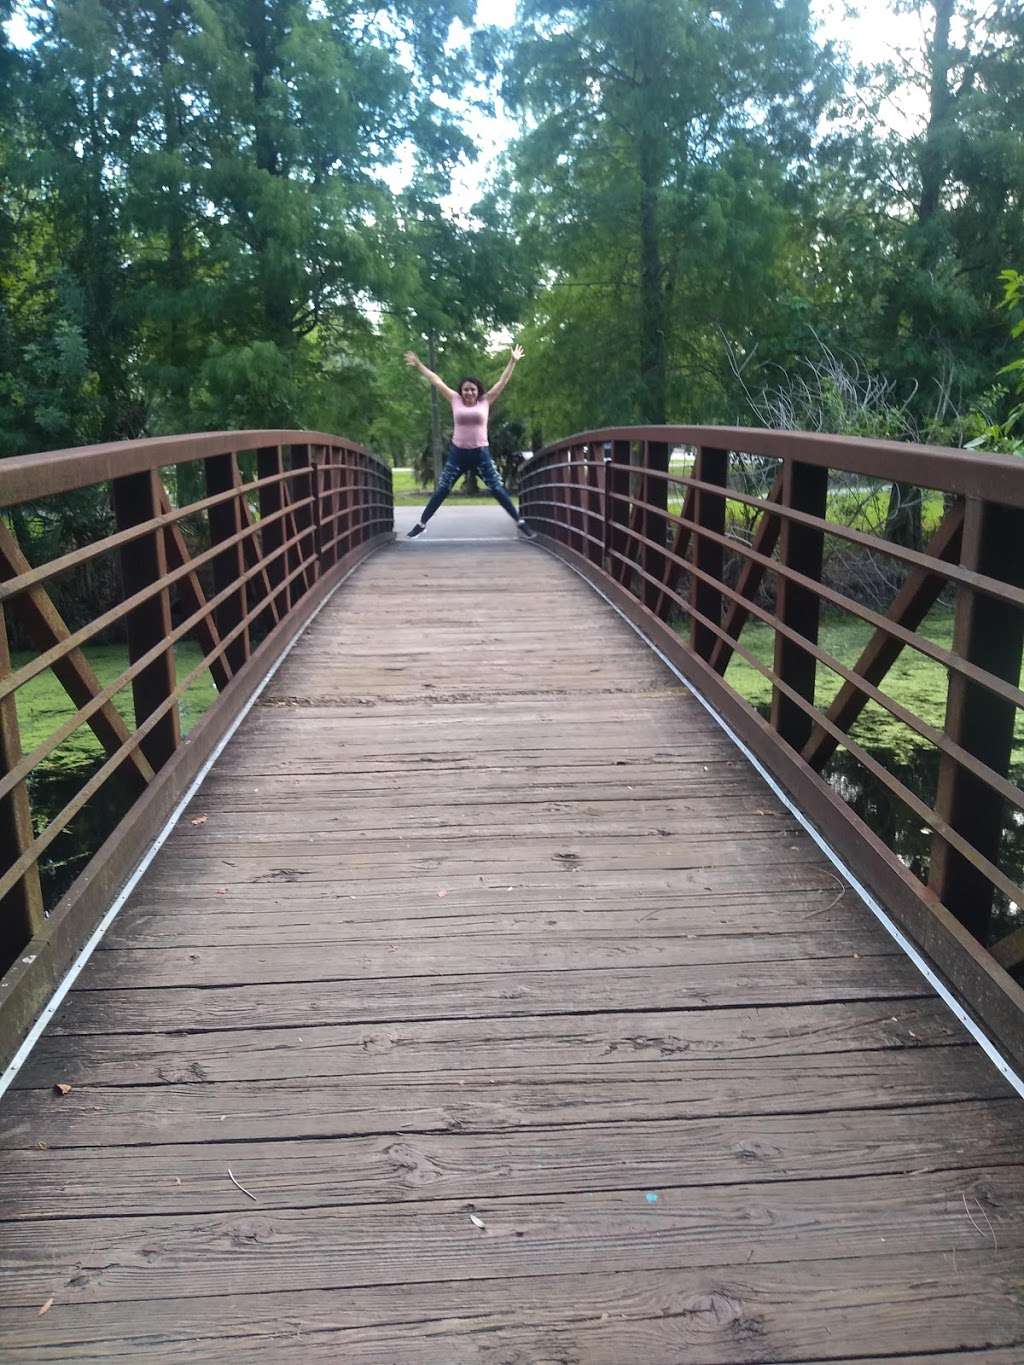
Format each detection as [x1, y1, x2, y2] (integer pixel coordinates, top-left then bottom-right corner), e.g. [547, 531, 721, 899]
[0, 1050, 1002, 1152]
[2, 1102, 1020, 1221]
[1, 1252, 1020, 1363]
[79, 926, 907, 991]
[44, 958, 930, 1035]
[1, 1168, 1022, 1310]
[97, 898, 878, 949]
[14, 999, 963, 1091]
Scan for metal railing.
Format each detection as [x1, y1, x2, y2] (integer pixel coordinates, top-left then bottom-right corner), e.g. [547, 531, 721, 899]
[521, 426, 1024, 1073]
[0, 431, 393, 1060]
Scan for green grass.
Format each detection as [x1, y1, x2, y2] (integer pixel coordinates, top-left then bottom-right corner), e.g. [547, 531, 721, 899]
[715, 605, 1024, 767]
[664, 474, 946, 539]
[15, 642, 218, 774]
[391, 465, 498, 508]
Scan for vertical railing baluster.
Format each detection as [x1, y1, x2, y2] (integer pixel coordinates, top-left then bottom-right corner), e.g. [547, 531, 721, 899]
[338, 447, 352, 558]
[288, 443, 316, 604]
[112, 469, 182, 767]
[569, 445, 584, 554]
[642, 440, 670, 614]
[203, 452, 249, 674]
[770, 458, 828, 749]
[355, 451, 366, 547]
[929, 499, 1024, 940]
[257, 445, 286, 619]
[606, 440, 631, 582]
[0, 607, 45, 952]
[691, 446, 728, 659]
[585, 446, 602, 565]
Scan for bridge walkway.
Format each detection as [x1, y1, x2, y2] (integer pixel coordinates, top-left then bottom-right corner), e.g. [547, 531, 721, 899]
[0, 514, 1022, 1361]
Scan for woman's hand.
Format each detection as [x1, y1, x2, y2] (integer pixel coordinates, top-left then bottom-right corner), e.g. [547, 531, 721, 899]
[403, 351, 421, 368]
[511, 344, 524, 362]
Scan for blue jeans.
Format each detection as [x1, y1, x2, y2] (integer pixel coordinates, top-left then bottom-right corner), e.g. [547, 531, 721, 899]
[420, 445, 520, 523]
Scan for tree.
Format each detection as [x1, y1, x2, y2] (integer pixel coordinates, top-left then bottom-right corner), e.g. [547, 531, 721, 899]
[392, 188, 529, 478]
[503, 0, 829, 426]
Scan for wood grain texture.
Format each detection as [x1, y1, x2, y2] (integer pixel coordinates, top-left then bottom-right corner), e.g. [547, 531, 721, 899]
[1, 533, 1022, 1361]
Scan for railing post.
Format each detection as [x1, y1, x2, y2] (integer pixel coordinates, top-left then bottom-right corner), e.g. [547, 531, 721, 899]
[112, 469, 182, 769]
[310, 444, 326, 563]
[0, 607, 44, 954]
[691, 446, 728, 659]
[337, 447, 352, 559]
[606, 440, 631, 582]
[257, 445, 287, 618]
[928, 499, 1024, 939]
[288, 443, 317, 605]
[573, 444, 589, 555]
[770, 458, 828, 749]
[641, 441, 670, 613]
[323, 447, 340, 569]
[203, 452, 250, 675]
[600, 450, 611, 568]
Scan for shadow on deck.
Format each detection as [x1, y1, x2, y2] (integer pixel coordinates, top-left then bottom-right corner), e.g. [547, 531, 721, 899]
[1, 515, 1022, 1362]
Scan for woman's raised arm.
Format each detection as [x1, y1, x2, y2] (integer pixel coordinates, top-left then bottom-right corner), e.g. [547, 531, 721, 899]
[404, 351, 457, 402]
[485, 344, 524, 402]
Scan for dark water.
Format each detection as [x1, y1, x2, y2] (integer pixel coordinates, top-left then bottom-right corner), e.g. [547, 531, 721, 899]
[29, 759, 136, 911]
[826, 746, 1024, 945]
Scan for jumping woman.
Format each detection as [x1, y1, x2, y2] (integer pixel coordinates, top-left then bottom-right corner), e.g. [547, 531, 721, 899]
[403, 345, 535, 538]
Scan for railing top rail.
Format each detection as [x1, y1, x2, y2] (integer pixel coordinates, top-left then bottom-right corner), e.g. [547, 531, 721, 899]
[0, 429, 382, 508]
[526, 425, 1024, 508]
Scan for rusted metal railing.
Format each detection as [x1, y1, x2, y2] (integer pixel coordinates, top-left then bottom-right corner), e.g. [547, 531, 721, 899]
[520, 427, 1024, 1072]
[0, 431, 393, 1060]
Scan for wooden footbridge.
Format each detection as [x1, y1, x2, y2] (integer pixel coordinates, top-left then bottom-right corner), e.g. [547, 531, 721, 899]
[1, 429, 1023, 1361]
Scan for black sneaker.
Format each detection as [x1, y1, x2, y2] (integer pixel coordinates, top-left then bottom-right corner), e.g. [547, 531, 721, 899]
[407, 523, 426, 538]
[517, 519, 537, 540]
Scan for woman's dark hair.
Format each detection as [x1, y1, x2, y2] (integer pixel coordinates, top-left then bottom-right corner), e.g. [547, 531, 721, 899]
[457, 376, 485, 397]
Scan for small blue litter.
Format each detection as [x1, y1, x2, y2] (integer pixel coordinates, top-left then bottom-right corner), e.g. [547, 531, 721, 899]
[644, 1192, 658, 1203]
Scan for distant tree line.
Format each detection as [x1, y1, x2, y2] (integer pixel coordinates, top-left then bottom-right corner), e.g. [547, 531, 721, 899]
[0, 0, 1021, 473]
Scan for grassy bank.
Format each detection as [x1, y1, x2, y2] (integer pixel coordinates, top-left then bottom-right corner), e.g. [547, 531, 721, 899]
[713, 605, 1024, 768]
[391, 466, 497, 508]
[15, 642, 217, 775]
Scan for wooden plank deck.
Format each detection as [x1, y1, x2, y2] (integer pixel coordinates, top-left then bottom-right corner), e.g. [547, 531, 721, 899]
[1, 527, 1022, 1362]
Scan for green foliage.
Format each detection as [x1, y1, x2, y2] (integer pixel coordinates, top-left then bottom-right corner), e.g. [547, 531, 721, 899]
[503, 0, 830, 430]
[0, 0, 492, 451]
[965, 269, 1024, 453]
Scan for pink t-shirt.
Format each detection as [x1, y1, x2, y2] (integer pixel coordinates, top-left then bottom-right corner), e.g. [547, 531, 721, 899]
[451, 395, 489, 448]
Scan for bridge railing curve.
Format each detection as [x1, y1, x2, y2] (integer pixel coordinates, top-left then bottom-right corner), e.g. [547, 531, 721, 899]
[521, 427, 1024, 1074]
[0, 431, 393, 1064]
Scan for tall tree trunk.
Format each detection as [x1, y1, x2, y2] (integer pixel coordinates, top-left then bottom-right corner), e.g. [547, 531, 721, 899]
[884, 0, 955, 551]
[917, 0, 955, 232]
[638, 131, 666, 424]
[157, 3, 191, 431]
[248, 0, 293, 352]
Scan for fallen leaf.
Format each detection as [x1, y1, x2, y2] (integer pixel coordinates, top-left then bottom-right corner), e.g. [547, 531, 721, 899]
[36, 1140, 47, 1150]
[37, 1298, 54, 1317]
[190, 815, 208, 827]
[53, 1083, 72, 1097]
[468, 1213, 486, 1230]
